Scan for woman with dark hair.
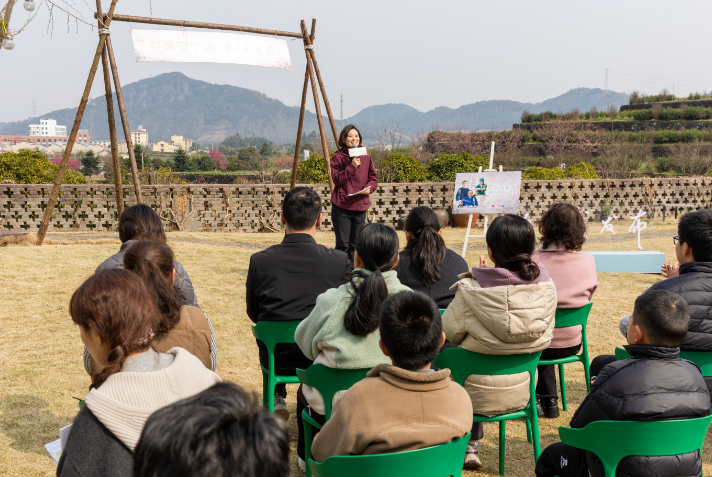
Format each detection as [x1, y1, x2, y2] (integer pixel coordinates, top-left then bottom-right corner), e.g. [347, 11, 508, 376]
[293, 223, 409, 470]
[123, 240, 217, 371]
[441, 214, 556, 470]
[330, 125, 378, 264]
[532, 203, 597, 418]
[58, 269, 220, 477]
[96, 203, 198, 307]
[395, 206, 469, 308]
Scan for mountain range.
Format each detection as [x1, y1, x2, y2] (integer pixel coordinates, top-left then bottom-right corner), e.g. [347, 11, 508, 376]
[0, 72, 628, 144]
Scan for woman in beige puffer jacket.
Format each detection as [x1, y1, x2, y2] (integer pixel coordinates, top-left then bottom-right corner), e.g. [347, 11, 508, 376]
[441, 214, 556, 469]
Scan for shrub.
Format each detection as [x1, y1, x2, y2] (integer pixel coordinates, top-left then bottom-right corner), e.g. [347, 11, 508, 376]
[379, 153, 427, 183]
[522, 162, 599, 180]
[607, 104, 618, 120]
[0, 149, 87, 184]
[658, 108, 681, 121]
[632, 109, 653, 121]
[652, 104, 662, 120]
[589, 108, 598, 120]
[653, 130, 680, 144]
[629, 91, 641, 105]
[521, 110, 531, 123]
[522, 166, 565, 180]
[563, 162, 599, 179]
[683, 129, 707, 142]
[296, 153, 329, 184]
[684, 107, 712, 120]
[426, 151, 491, 182]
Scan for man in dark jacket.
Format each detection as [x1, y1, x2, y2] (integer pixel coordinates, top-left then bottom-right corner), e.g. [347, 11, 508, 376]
[246, 187, 350, 420]
[536, 290, 711, 477]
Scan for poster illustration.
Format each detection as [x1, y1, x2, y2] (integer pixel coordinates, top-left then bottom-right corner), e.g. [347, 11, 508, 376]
[452, 171, 522, 214]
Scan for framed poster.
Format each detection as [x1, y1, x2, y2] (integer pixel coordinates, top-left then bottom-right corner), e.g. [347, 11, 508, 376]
[452, 171, 522, 214]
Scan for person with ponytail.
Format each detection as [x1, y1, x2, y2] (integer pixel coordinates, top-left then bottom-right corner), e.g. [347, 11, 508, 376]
[293, 223, 410, 470]
[96, 203, 199, 308]
[441, 214, 556, 470]
[58, 269, 220, 477]
[123, 240, 217, 371]
[395, 206, 469, 308]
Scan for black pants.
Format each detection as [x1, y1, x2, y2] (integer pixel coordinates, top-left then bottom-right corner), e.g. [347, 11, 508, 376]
[332, 204, 367, 264]
[536, 344, 582, 399]
[590, 354, 617, 380]
[296, 384, 326, 460]
[536, 442, 588, 477]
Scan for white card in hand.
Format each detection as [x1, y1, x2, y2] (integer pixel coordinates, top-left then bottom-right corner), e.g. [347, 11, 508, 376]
[348, 147, 368, 157]
[348, 187, 370, 197]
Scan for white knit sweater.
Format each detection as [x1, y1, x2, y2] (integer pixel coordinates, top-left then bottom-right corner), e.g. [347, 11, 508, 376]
[84, 347, 221, 451]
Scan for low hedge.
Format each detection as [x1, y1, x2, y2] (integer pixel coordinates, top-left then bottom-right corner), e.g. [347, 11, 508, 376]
[522, 162, 599, 180]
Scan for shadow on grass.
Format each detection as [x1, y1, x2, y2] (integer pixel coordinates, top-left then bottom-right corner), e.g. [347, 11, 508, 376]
[0, 395, 72, 455]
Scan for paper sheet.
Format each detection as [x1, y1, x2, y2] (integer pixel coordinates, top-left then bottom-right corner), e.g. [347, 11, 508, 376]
[45, 439, 62, 463]
[348, 187, 370, 197]
[348, 147, 368, 157]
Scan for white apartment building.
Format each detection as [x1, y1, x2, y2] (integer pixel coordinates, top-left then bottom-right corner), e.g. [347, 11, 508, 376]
[171, 135, 192, 151]
[29, 119, 67, 137]
[131, 125, 149, 147]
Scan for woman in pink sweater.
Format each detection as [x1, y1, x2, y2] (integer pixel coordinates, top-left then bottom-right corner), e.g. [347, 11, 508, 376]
[531, 203, 597, 418]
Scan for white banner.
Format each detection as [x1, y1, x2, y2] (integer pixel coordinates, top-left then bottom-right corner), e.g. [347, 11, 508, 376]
[130, 29, 292, 70]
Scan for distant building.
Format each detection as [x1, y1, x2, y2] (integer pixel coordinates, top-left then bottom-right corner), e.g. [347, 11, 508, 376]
[152, 140, 176, 153]
[171, 135, 192, 151]
[131, 125, 149, 147]
[29, 119, 68, 137]
[0, 130, 90, 147]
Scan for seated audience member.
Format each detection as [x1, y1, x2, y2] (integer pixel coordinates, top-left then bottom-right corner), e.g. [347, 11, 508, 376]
[442, 214, 556, 469]
[58, 270, 220, 477]
[295, 223, 410, 470]
[132, 382, 289, 477]
[531, 203, 598, 418]
[395, 206, 469, 308]
[124, 240, 217, 371]
[246, 187, 350, 420]
[96, 204, 198, 306]
[311, 291, 473, 462]
[619, 210, 712, 391]
[535, 290, 711, 477]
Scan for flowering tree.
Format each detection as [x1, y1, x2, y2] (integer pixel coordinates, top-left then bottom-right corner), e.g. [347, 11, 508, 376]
[50, 155, 81, 172]
[274, 155, 293, 170]
[207, 149, 226, 171]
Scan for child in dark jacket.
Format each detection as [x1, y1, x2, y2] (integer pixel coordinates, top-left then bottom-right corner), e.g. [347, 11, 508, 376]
[535, 290, 711, 477]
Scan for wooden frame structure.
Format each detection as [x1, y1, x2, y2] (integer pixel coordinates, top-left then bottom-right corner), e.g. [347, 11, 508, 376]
[36, 1, 337, 245]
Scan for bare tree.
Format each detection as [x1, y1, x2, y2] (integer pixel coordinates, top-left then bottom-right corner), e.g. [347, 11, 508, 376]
[375, 123, 404, 151]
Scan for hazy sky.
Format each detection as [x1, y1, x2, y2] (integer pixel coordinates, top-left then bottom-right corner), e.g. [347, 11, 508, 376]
[2, 0, 712, 123]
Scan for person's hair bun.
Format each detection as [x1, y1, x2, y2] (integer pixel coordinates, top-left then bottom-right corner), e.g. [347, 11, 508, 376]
[506, 253, 540, 281]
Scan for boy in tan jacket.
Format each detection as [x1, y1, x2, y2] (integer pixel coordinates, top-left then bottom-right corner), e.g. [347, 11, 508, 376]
[311, 291, 473, 463]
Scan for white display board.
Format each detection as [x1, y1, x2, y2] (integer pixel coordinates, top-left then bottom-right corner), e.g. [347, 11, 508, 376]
[130, 29, 293, 70]
[452, 171, 522, 214]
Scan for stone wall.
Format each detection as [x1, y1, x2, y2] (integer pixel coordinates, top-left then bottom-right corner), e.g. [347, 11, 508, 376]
[3, 178, 711, 233]
[514, 121, 712, 133]
[620, 100, 712, 112]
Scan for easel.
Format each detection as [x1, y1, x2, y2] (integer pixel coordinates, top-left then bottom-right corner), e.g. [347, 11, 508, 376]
[36, 1, 337, 245]
[461, 141, 503, 259]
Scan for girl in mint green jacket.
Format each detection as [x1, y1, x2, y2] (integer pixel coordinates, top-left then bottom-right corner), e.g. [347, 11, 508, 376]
[294, 223, 411, 463]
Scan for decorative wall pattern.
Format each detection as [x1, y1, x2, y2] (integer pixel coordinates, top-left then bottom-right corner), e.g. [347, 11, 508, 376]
[2, 178, 711, 232]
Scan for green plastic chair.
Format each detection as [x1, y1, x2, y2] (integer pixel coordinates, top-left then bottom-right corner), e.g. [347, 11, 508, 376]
[433, 348, 543, 476]
[439, 309, 446, 316]
[297, 364, 371, 477]
[308, 434, 471, 477]
[538, 303, 594, 411]
[615, 347, 712, 377]
[557, 416, 712, 477]
[250, 320, 302, 412]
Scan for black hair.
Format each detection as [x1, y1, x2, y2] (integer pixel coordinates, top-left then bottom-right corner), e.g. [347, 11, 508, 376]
[119, 204, 166, 243]
[633, 290, 689, 348]
[539, 202, 587, 252]
[379, 291, 442, 370]
[338, 124, 362, 149]
[404, 207, 446, 286]
[133, 382, 290, 477]
[486, 214, 540, 281]
[344, 223, 400, 337]
[678, 209, 712, 262]
[282, 187, 322, 231]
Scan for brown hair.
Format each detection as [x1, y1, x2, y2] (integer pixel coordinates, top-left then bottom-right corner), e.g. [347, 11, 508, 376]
[123, 240, 182, 337]
[539, 202, 587, 251]
[70, 269, 160, 389]
[118, 204, 167, 243]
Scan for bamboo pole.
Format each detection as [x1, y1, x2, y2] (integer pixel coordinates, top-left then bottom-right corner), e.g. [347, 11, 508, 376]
[299, 21, 333, 192]
[97, 13, 302, 38]
[300, 20, 339, 145]
[105, 36, 143, 203]
[101, 38, 124, 216]
[36, 0, 119, 246]
[290, 22, 316, 189]
[96, 0, 123, 216]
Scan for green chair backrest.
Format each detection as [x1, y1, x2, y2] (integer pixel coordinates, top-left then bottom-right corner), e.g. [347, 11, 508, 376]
[296, 364, 370, 420]
[251, 320, 301, 355]
[439, 309, 446, 316]
[309, 434, 470, 477]
[615, 347, 712, 377]
[554, 303, 593, 328]
[558, 416, 712, 477]
[433, 347, 542, 386]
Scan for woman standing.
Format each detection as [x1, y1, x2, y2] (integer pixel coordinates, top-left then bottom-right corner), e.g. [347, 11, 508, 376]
[330, 125, 378, 264]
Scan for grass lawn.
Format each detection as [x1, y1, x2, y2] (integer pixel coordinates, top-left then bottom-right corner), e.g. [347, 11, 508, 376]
[1, 220, 710, 476]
